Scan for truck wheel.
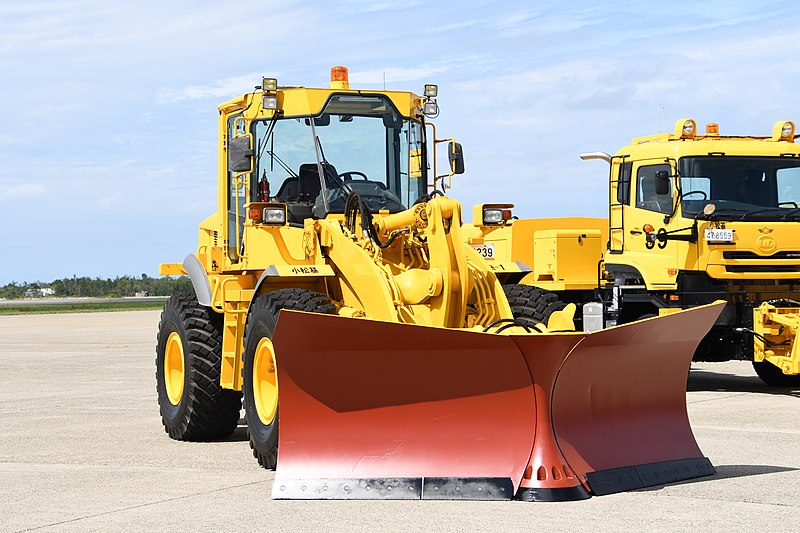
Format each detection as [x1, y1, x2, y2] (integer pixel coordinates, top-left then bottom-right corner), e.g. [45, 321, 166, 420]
[243, 288, 336, 469]
[503, 284, 566, 328]
[752, 361, 800, 387]
[155, 294, 242, 440]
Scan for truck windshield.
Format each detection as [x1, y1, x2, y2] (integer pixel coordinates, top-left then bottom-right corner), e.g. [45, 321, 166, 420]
[679, 156, 800, 220]
[252, 94, 427, 222]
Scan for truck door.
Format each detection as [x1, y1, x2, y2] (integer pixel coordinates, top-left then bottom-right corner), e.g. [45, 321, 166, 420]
[621, 159, 680, 285]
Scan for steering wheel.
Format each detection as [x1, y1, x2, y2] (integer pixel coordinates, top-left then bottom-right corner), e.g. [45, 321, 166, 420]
[779, 201, 800, 208]
[683, 190, 708, 200]
[338, 171, 368, 182]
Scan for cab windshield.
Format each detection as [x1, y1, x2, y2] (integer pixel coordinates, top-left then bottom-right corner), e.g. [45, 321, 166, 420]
[252, 94, 427, 223]
[679, 156, 800, 220]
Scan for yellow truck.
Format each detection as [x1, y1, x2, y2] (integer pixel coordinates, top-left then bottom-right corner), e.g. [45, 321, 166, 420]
[466, 119, 800, 386]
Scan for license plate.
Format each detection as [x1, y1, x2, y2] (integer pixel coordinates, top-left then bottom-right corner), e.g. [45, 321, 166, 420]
[470, 243, 495, 258]
[704, 229, 734, 242]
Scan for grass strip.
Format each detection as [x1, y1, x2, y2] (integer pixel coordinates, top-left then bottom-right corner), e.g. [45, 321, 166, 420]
[0, 300, 166, 315]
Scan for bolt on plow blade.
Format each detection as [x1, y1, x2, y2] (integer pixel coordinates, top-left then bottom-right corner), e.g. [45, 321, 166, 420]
[271, 302, 724, 501]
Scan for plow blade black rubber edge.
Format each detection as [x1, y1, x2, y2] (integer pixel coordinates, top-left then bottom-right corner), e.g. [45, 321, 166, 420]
[422, 478, 513, 500]
[273, 478, 422, 500]
[272, 477, 515, 500]
[586, 457, 716, 496]
[515, 485, 591, 502]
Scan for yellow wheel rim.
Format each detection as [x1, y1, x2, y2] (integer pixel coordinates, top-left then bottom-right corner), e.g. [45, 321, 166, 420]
[164, 331, 185, 405]
[253, 337, 278, 425]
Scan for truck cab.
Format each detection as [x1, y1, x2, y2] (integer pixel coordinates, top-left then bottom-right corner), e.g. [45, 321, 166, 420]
[585, 119, 800, 382]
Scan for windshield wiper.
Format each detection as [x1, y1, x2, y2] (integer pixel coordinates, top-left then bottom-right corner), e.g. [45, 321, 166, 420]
[256, 110, 283, 173]
[696, 207, 747, 220]
[314, 135, 352, 199]
[264, 150, 298, 179]
[780, 207, 800, 220]
[738, 207, 784, 220]
[739, 207, 800, 220]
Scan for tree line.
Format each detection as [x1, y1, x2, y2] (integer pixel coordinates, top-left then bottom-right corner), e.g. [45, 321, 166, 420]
[0, 275, 192, 299]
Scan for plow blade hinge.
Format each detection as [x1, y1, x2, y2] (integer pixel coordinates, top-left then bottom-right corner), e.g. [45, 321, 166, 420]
[586, 457, 715, 496]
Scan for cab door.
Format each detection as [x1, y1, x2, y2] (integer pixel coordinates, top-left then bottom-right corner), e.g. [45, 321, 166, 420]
[620, 159, 680, 286]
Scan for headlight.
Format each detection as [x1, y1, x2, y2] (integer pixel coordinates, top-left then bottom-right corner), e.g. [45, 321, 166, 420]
[674, 118, 696, 139]
[423, 100, 438, 117]
[483, 208, 511, 225]
[262, 78, 278, 92]
[771, 120, 795, 142]
[263, 206, 286, 225]
[262, 95, 278, 110]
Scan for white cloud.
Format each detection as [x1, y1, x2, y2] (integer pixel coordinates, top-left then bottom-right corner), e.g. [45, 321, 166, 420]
[0, 183, 47, 203]
[351, 65, 452, 85]
[158, 73, 264, 103]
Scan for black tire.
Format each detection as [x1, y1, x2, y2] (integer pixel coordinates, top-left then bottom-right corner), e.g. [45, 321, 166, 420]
[753, 361, 800, 387]
[503, 284, 567, 328]
[243, 288, 336, 469]
[155, 294, 242, 440]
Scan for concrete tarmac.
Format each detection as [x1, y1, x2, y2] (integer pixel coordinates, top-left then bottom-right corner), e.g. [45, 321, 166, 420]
[1, 311, 798, 532]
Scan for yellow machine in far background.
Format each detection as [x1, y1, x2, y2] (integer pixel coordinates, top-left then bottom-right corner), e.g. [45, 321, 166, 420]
[467, 119, 800, 386]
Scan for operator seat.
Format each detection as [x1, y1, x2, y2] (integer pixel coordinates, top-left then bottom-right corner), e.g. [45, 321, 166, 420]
[282, 163, 339, 223]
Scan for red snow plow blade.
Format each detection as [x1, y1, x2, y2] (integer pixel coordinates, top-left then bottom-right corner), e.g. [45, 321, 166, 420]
[271, 302, 724, 501]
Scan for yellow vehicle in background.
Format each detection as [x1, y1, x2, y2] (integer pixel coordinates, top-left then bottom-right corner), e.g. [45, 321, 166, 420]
[467, 119, 800, 386]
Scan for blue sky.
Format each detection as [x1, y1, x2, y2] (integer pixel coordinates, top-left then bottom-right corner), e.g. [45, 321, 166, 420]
[1, 1, 799, 284]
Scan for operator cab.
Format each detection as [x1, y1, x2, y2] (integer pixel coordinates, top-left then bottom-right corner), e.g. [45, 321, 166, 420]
[251, 93, 427, 224]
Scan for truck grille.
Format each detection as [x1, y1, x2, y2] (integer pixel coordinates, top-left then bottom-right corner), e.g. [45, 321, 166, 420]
[726, 265, 800, 273]
[723, 251, 800, 259]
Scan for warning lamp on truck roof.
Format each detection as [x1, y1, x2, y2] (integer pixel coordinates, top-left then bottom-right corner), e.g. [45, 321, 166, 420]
[330, 66, 350, 90]
[675, 118, 696, 139]
[705, 123, 719, 135]
[772, 120, 795, 142]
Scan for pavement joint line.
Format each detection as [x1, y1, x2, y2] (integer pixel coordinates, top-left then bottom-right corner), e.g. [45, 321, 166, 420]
[649, 491, 798, 510]
[0, 461, 264, 473]
[692, 425, 800, 435]
[687, 392, 753, 404]
[13, 479, 270, 533]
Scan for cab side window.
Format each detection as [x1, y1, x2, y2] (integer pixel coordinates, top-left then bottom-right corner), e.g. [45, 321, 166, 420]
[635, 164, 673, 214]
[617, 161, 632, 205]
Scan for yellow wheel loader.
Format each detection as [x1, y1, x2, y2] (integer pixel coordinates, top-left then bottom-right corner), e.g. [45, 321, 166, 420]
[466, 119, 800, 387]
[156, 68, 724, 501]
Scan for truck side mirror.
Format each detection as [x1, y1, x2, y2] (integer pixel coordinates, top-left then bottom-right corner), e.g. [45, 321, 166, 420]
[448, 142, 465, 175]
[229, 135, 254, 173]
[655, 170, 671, 196]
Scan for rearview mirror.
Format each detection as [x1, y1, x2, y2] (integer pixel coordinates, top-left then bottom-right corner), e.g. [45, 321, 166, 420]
[228, 135, 253, 173]
[305, 115, 331, 127]
[655, 170, 671, 196]
[448, 142, 465, 175]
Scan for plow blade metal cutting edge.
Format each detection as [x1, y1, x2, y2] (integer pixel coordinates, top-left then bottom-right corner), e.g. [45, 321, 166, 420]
[270, 302, 724, 502]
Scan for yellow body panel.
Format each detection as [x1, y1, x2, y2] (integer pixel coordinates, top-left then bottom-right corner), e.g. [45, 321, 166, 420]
[753, 303, 800, 375]
[463, 214, 607, 291]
